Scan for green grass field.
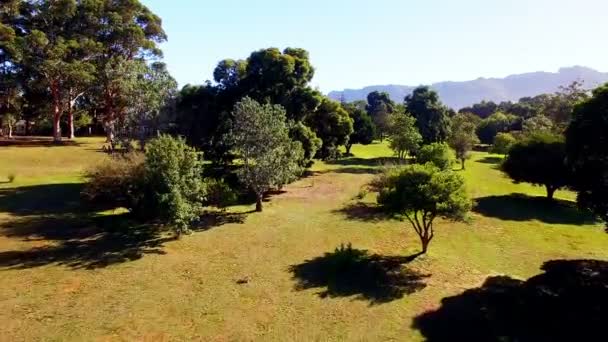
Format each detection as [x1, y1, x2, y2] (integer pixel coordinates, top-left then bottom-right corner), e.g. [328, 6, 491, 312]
[1, 139, 607, 341]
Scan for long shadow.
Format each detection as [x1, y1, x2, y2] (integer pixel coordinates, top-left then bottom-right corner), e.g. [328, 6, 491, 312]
[0, 183, 85, 216]
[0, 138, 82, 147]
[476, 156, 504, 165]
[325, 157, 401, 167]
[332, 202, 391, 222]
[413, 259, 608, 341]
[193, 210, 250, 231]
[0, 214, 172, 270]
[289, 244, 429, 305]
[474, 194, 597, 225]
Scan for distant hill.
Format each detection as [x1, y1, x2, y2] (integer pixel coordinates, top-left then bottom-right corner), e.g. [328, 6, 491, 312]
[328, 66, 608, 110]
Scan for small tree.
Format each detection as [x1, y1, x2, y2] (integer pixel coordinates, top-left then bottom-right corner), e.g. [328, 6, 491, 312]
[501, 133, 569, 200]
[227, 97, 304, 212]
[376, 163, 471, 253]
[448, 113, 480, 169]
[387, 112, 422, 161]
[492, 132, 516, 155]
[144, 135, 206, 236]
[417, 142, 454, 170]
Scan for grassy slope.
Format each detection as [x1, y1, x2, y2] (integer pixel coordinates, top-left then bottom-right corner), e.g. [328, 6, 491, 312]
[1, 140, 606, 341]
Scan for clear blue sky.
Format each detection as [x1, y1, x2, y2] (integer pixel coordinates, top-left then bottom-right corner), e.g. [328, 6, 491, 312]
[142, 0, 608, 93]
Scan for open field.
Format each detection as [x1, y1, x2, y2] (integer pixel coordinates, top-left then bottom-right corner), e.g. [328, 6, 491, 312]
[1, 139, 607, 341]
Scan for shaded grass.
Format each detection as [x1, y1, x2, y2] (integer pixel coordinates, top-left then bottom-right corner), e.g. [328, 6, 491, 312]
[474, 193, 597, 225]
[290, 244, 429, 305]
[413, 259, 608, 341]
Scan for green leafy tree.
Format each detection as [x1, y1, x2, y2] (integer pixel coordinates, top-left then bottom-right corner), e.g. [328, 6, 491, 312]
[405, 86, 451, 144]
[289, 121, 322, 167]
[366, 91, 394, 140]
[387, 112, 422, 161]
[448, 113, 480, 169]
[306, 97, 353, 159]
[522, 115, 553, 136]
[492, 132, 516, 155]
[227, 97, 304, 212]
[476, 112, 518, 144]
[143, 135, 206, 236]
[417, 142, 454, 170]
[566, 84, 608, 226]
[458, 100, 498, 119]
[344, 102, 375, 155]
[502, 133, 569, 200]
[376, 163, 471, 253]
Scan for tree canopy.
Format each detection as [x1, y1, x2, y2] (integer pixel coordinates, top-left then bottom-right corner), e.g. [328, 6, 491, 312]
[448, 113, 480, 169]
[566, 84, 608, 226]
[502, 133, 570, 200]
[404, 86, 451, 144]
[376, 163, 471, 253]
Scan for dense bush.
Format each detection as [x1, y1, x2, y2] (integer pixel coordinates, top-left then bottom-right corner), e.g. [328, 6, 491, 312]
[416, 142, 454, 170]
[81, 153, 146, 211]
[289, 121, 322, 167]
[83, 135, 207, 235]
[492, 132, 517, 155]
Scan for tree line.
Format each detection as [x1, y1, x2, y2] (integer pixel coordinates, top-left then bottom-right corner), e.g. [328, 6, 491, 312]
[0, 0, 175, 146]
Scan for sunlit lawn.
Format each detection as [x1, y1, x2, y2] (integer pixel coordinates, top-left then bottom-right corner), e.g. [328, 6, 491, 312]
[1, 139, 606, 341]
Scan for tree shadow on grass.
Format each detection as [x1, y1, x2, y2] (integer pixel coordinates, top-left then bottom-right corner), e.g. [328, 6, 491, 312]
[476, 156, 504, 165]
[412, 259, 608, 341]
[325, 157, 400, 167]
[193, 210, 250, 231]
[474, 194, 597, 225]
[332, 202, 391, 222]
[0, 137, 82, 147]
[289, 244, 429, 305]
[0, 183, 85, 216]
[0, 213, 173, 270]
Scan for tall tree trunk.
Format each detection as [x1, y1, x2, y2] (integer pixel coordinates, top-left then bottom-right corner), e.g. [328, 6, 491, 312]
[51, 81, 62, 142]
[7, 122, 12, 138]
[255, 193, 263, 212]
[67, 104, 75, 139]
[345, 143, 352, 155]
[461, 158, 466, 170]
[546, 185, 556, 200]
[25, 120, 30, 136]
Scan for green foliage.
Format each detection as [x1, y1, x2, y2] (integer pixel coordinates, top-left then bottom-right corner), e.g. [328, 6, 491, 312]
[417, 142, 454, 170]
[289, 121, 322, 167]
[366, 91, 394, 139]
[448, 113, 480, 169]
[566, 84, 608, 225]
[82, 136, 206, 235]
[227, 97, 304, 211]
[492, 132, 517, 155]
[387, 112, 422, 161]
[376, 163, 471, 253]
[404, 86, 451, 144]
[522, 115, 553, 136]
[82, 153, 147, 212]
[344, 102, 375, 154]
[459, 100, 498, 119]
[204, 178, 237, 210]
[306, 98, 353, 159]
[143, 135, 206, 234]
[502, 133, 569, 200]
[476, 112, 519, 144]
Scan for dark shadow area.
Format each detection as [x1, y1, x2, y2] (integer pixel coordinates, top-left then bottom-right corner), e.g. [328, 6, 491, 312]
[476, 156, 504, 164]
[194, 210, 250, 231]
[332, 202, 390, 222]
[474, 194, 597, 225]
[0, 214, 173, 270]
[0, 183, 85, 216]
[323, 167, 382, 175]
[413, 259, 608, 342]
[0, 137, 82, 147]
[325, 157, 401, 167]
[289, 244, 429, 305]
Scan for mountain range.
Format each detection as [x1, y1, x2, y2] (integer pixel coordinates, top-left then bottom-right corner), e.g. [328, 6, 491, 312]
[328, 66, 608, 110]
